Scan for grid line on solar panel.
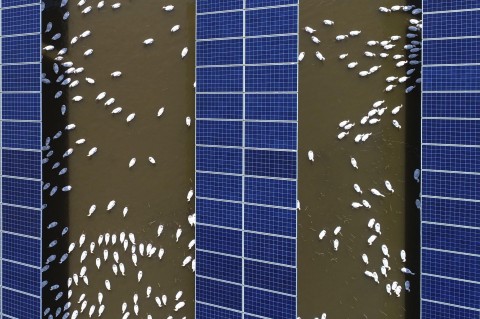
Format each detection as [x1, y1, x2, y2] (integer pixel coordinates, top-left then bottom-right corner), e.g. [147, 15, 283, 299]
[196, 301, 242, 319]
[424, 1, 480, 13]
[421, 196, 480, 227]
[197, 222, 296, 240]
[1, 5, 41, 36]
[421, 275, 480, 310]
[423, 10, 480, 39]
[2, 287, 41, 318]
[422, 249, 480, 283]
[422, 300, 480, 318]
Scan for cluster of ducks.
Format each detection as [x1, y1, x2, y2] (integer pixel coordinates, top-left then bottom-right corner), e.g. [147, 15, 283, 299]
[41, 0, 195, 318]
[304, 4, 423, 319]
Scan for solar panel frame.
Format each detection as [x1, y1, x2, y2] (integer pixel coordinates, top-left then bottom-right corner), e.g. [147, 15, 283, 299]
[421, 2, 480, 318]
[195, 1, 298, 317]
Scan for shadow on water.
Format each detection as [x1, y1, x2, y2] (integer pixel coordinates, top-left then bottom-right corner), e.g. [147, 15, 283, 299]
[42, 0, 71, 314]
[403, 0, 422, 316]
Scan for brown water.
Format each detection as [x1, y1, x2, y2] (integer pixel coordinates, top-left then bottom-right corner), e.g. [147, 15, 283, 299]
[42, 0, 196, 317]
[42, 0, 421, 318]
[298, 0, 421, 318]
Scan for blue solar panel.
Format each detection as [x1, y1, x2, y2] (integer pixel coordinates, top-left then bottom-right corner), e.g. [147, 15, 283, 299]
[246, 93, 297, 121]
[196, 94, 243, 119]
[196, 199, 242, 229]
[421, 276, 480, 310]
[196, 225, 242, 256]
[195, 1, 297, 316]
[422, 3, 480, 317]
[2, 34, 40, 64]
[0, 0, 42, 316]
[2, 121, 41, 150]
[246, 36, 297, 64]
[421, 301, 480, 319]
[196, 0, 243, 14]
[422, 249, 480, 283]
[197, 39, 243, 66]
[422, 93, 480, 118]
[245, 177, 296, 208]
[244, 232, 295, 265]
[246, 122, 297, 150]
[423, 66, 480, 91]
[424, 0, 480, 12]
[197, 12, 243, 39]
[246, 0, 297, 7]
[244, 260, 296, 295]
[422, 171, 480, 201]
[197, 250, 242, 283]
[2, 205, 41, 238]
[196, 120, 242, 146]
[245, 64, 297, 92]
[3, 233, 40, 266]
[244, 204, 295, 237]
[2, 63, 41, 92]
[422, 223, 480, 255]
[422, 145, 480, 173]
[197, 67, 243, 92]
[244, 287, 296, 319]
[196, 277, 242, 311]
[196, 146, 242, 174]
[196, 172, 242, 201]
[3, 149, 41, 179]
[196, 303, 242, 319]
[3, 261, 40, 296]
[2, 93, 41, 121]
[424, 10, 480, 38]
[423, 38, 480, 65]
[422, 119, 480, 146]
[421, 197, 480, 228]
[3, 177, 41, 208]
[245, 6, 297, 36]
[1, 5, 41, 35]
[3, 288, 41, 319]
[245, 149, 296, 179]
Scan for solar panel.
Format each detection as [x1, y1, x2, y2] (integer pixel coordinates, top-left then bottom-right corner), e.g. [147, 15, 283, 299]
[422, 2, 480, 318]
[0, 0, 42, 317]
[195, 1, 298, 318]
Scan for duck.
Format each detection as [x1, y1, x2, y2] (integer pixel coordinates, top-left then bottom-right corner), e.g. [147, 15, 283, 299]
[333, 239, 339, 251]
[308, 151, 314, 162]
[350, 157, 358, 169]
[315, 51, 325, 61]
[371, 188, 385, 197]
[337, 131, 349, 140]
[347, 62, 358, 69]
[381, 244, 390, 257]
[375, 223, 381, 234]
[171, 25, 180, 32]
[362, 200, 371, 209]
[298, 52, 305, 61]
[143, 38, 154, 45]
[318, 230, 326, 240]
[126, 113, 136, 122]
[400, 250, 406, 262]
[304, 26, 316, 33]
[129, 158, 136, 168]
[362, 253, 369, 265]
[391, 104, 403, 114]
[392, 120, 401, 129]
[323, 19, 334, 25]
[352, 202, 363, 209]
[401, 267, 415, 275]
[367, 235, 377, 245]
[311, 36, 321, 44]
[353, 184, 362, 194]
[367, 218, 375, 228]
[385, 180, 394, 193]
[333, 226, 342, 235]
[181, 47, 189, 58]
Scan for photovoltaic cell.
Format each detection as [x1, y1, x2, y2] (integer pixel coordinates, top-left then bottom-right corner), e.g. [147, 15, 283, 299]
[422, 249, 480, 283]
[421, 301, 480, 319]
[421, 197, 480, 228]
[2, 34, 40, 64]
[195, 1, 297, 317]
[422, 93, 480, 118]
[196, 303, 242, 319]
[2, 93, 41, 121]
[423, 0, 480, 12]
[196, 277, 242, 311]
[2, 5, 41, 35]
[196, 0, 243, 14]
[423, 10, 480, 38]
[0, 0, 42, 316]
[422, 1, 480, 317]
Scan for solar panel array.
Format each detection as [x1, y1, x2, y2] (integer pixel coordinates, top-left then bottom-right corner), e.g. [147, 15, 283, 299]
[0, 0, 42, 318]
[195, 1, 298, 318]
[422, 2, 480, 318]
